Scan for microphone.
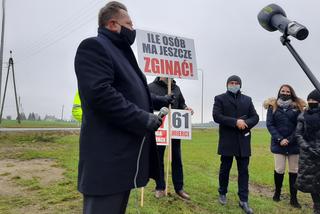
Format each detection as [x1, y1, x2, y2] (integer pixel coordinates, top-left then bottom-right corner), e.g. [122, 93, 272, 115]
[258, 4, 309, 40]
[158, 107, 169, 118]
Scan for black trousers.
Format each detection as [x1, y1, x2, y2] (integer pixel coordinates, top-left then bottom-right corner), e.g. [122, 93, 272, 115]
[83, 190, 130, 214]
[218, 156, 250, 202]
[155, 139, 183, 192]
[311, 193, 320, 205]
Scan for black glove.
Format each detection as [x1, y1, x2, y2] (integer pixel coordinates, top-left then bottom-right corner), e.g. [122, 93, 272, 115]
[146, 113, 163, 131]
[164, 94, 175, 105]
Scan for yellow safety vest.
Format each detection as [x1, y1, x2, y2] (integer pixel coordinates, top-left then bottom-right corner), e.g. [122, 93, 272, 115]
[72, 91, 82, 122]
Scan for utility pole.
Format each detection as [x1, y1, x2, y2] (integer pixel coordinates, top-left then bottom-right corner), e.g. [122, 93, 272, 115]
[61, 105, 64, 121]
[198, 68, 204, 124]
[18, 96, 22, 112]
[0, 51, 20, 123]
[0, 0, 6, 108]
[201, 69, 204, 124]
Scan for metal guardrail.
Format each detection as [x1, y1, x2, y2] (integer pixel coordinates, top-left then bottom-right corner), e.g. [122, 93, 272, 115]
[0, 128, 80, 132]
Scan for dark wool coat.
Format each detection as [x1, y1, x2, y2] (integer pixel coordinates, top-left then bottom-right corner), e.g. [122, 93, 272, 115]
[148, 77, 187, 110]
[212, 91, 259, 157]
[295, 108, 320, 193]
[74, 27, 165, 196]
[264, 98, 301, 155]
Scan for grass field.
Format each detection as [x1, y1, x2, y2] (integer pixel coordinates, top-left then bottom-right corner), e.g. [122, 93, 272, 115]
[0, 120, 79, 128]
[0, 129, 314, 214]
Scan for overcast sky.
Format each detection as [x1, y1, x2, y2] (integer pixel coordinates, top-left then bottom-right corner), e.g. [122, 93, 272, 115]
[1, 0, 320, 122]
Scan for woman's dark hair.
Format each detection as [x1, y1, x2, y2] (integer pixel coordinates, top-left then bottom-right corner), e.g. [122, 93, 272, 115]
[277, 84, 299, 102]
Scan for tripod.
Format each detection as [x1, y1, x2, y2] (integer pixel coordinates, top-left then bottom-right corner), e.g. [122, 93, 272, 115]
[0, 51, 20, 123]
[280, 33, 320, 92]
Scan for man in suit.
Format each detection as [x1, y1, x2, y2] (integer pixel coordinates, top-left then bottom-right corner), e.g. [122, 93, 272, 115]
[74, 2, 171, 213]
[149, 77, 193, 200]
[212, 75, 259, 214]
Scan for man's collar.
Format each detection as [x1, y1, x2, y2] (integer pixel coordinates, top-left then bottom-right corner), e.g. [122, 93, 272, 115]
[98, 27, 129, 49]
[226, 90, 241, 98]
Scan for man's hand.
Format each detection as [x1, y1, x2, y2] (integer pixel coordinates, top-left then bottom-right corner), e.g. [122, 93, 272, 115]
[164, 94, 175, 105]
[280, 139, 289, 146]
[146, 113, 163, 131]
[236, 119, 248, 130]
[185, 107, 194, 115]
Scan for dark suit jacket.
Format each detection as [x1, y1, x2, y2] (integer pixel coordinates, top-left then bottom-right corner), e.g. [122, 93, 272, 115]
[148, 77, 187, 110]
[74, 27, 163, 195]
[212, 91, 259, 157]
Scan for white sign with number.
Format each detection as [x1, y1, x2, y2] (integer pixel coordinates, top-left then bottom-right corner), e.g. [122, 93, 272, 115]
[155, 109, 192, 146]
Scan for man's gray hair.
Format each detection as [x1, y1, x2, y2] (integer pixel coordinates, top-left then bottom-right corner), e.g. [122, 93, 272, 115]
[98, 1, 127, 27]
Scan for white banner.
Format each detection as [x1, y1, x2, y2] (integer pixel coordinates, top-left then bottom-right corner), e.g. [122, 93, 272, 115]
[136, 29, 198, 80]
[155, 109, 192, 146]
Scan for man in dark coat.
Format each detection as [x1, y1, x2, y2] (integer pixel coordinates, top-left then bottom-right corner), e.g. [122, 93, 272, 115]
[74, 2, 171, 213]
[212, 75, 259, 214]
[149, 77, 193, 200]
[296, 89, 320, 214]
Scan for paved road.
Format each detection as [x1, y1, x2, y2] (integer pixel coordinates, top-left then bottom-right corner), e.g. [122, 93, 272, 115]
[0, 128, 80, 132]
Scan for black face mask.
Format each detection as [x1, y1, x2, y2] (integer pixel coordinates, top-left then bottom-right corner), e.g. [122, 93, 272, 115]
[279, 94, 291, 101]
[308, 102, 319, 109]
[119, 25, 136, 45]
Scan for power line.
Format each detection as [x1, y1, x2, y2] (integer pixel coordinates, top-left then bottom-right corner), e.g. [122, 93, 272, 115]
[15, 0, 104, 63]
[17, 0, 101, 54]
[16, 13, 97, 64]
[16, 4, 100, 62]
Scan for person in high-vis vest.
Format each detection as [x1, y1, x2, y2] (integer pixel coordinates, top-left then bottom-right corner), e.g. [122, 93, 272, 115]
[72, 91, 82, 122]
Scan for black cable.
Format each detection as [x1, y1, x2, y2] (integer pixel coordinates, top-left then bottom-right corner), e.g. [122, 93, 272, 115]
[133, 136, 146, 214]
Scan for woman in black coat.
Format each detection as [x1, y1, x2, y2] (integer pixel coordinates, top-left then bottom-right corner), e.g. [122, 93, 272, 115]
[295, 89, 320, 214]
[264, 84, 305, 208]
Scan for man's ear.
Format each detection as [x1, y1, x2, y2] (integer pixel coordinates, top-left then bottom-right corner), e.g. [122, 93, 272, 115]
[106, 20, 118, 32]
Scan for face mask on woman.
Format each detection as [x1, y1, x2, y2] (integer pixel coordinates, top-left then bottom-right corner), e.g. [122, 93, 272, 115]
[279, 94, 291, 101]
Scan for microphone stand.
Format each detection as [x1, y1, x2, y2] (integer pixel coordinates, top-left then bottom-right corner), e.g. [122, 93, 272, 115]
[280, 33, 320, 92]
